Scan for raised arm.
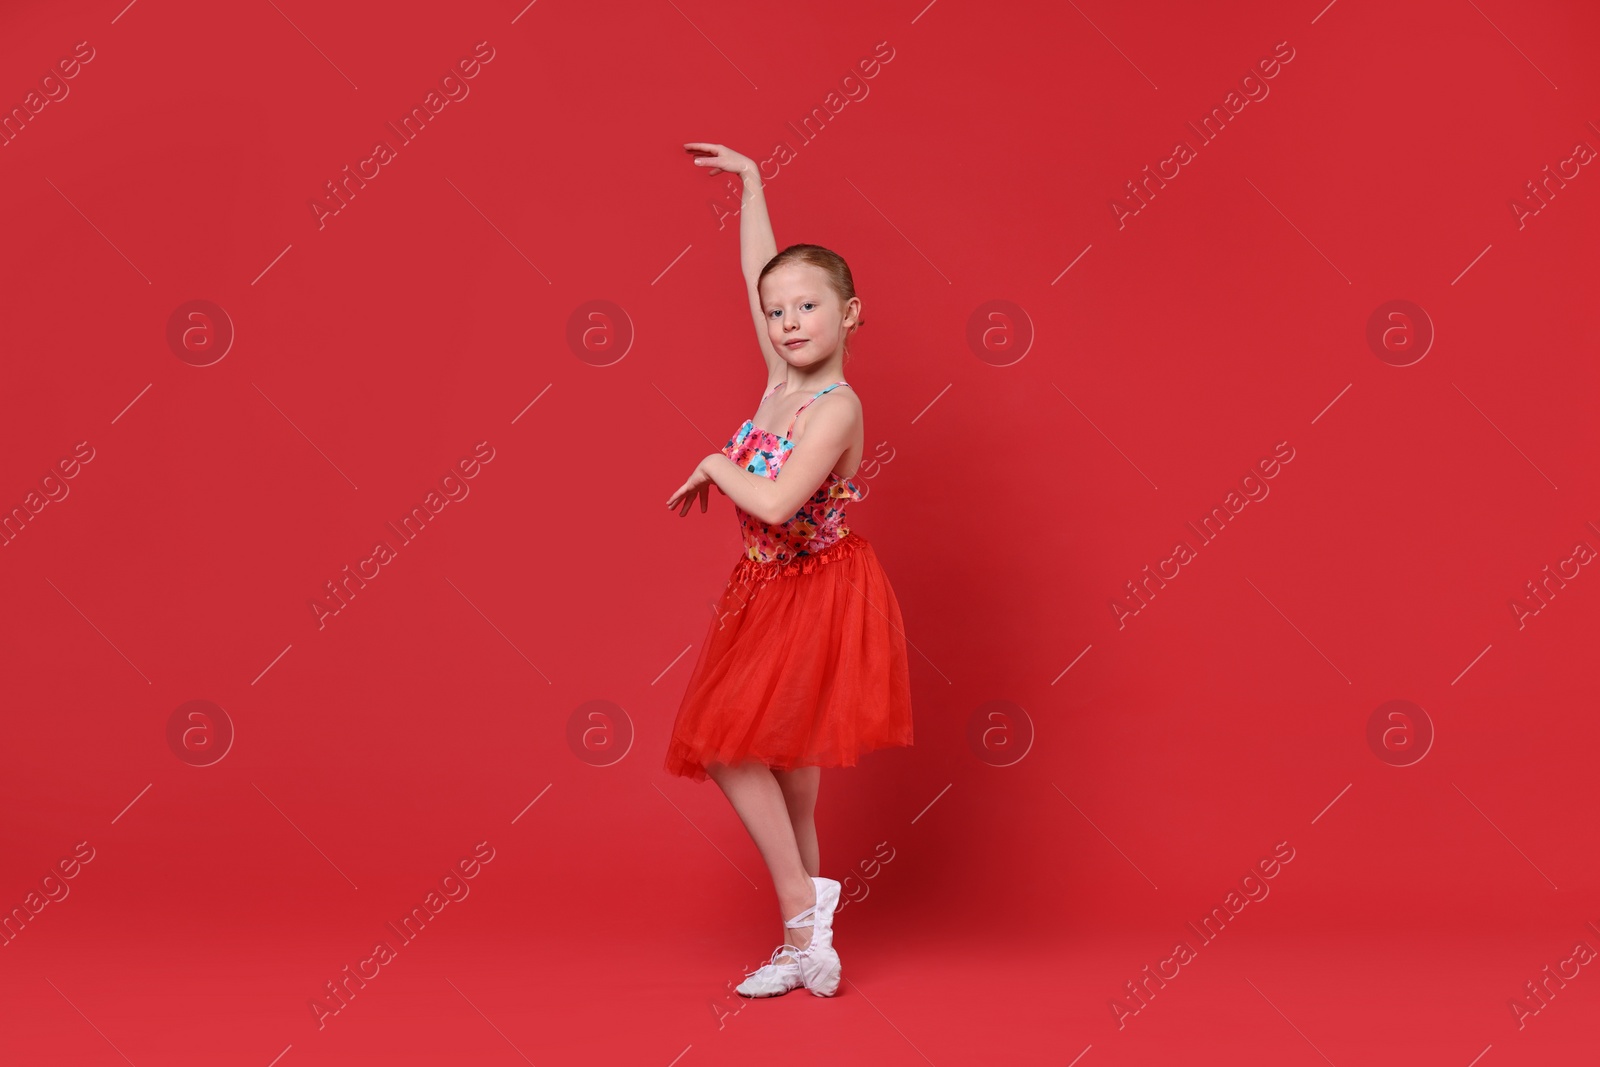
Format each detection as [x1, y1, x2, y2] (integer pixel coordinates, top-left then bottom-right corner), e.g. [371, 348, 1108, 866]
[685, 143, 785, 382]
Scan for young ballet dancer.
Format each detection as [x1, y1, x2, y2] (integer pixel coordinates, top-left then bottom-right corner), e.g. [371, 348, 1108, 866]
[663, 142, 914, 998]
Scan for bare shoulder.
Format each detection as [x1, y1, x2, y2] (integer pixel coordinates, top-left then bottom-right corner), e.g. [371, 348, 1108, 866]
[797, 382, 864, 440]
[833, 383, 865, 423]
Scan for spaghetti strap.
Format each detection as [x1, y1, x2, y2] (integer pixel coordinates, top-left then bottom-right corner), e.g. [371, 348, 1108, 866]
[784, 381, 851, 439]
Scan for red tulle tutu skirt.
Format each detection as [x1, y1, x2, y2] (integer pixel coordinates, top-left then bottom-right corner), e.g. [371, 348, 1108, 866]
[664, 533, 914, 783]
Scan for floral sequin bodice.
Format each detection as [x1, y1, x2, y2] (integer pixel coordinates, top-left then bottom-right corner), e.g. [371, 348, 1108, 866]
[723, 381, 865, 564]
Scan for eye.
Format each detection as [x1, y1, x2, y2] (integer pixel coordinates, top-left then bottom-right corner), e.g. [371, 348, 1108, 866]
[802, 302, 816, 311]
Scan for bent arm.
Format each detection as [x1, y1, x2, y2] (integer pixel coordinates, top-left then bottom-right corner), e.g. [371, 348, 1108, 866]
[700, 402, 856, 525]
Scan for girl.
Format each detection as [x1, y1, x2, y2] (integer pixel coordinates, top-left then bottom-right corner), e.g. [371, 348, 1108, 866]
[663, 143, 914, 999]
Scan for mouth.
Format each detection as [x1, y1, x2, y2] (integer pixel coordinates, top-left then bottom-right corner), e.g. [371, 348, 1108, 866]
[784, 339, 808, 349]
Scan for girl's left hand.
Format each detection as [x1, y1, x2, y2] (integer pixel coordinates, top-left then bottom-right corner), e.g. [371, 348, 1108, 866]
[666, 456, 725, 516]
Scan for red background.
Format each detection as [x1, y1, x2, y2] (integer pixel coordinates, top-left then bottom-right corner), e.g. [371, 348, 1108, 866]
[2, 0, 1597, 1064]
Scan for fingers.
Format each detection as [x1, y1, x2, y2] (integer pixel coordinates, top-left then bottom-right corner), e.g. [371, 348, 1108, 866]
[667, 472, 716, 515]
[684, 143, 732, 176]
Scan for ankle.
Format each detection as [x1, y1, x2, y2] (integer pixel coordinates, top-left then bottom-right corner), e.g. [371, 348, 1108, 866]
[779, 876, 816, 915]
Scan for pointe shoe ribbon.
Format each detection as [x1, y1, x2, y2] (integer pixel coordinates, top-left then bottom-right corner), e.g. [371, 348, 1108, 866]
[783, 876, 842, 952]
[736, 943, 805, 998]
[783, 877, 844, 996]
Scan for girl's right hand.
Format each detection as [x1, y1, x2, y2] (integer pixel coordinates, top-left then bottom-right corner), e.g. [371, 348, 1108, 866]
[684, 142, 755, 178]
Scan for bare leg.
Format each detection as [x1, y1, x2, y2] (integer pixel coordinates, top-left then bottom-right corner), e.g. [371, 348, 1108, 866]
[774, 765, 821, 878]
[773, 766, 824, 956]
[707, 759, 819, 952]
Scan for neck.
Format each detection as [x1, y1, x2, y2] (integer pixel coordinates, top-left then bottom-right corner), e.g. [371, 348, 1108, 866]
[781, 356, 847, 395]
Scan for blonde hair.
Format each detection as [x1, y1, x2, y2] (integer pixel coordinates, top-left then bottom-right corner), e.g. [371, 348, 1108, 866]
[758, 244, 863, 362]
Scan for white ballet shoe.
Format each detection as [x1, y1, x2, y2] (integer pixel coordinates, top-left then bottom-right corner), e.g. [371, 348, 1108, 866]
[735, 944, 804, 998]
[796, 941, 843, 997]
[784, 877, 842, 952]
[784, 877, 844, 996]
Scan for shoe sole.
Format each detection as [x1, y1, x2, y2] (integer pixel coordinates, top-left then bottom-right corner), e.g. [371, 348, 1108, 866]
[738, 985, 799, 998]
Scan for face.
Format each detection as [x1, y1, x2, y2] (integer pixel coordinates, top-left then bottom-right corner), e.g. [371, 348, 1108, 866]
[760, 262, 860, 366]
